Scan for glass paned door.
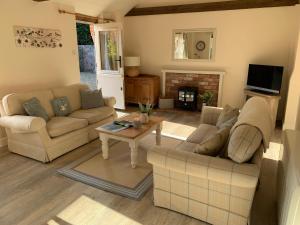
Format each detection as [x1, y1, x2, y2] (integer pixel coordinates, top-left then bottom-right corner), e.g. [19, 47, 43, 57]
[99, 31, 120, 72]
[94, 23, 125, 109]
[94, 24, 123, 76]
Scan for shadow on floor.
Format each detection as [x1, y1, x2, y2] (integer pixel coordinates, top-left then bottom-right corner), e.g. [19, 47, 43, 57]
[251, 158, 279, 225]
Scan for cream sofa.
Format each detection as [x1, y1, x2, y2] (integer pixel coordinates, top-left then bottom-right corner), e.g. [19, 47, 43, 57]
[147, 100, 270, 225]
[0, 84, 117, 163]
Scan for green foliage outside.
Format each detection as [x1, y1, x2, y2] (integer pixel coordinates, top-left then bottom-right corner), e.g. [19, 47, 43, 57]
[76, 23, 94, 45]
[107, 39, 117, 57]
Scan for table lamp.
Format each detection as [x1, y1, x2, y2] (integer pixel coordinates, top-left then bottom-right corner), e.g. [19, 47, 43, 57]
[125, 56, 140, 77]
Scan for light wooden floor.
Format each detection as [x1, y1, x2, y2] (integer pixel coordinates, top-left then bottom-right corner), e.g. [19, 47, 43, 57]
[0, 109, 280, 225]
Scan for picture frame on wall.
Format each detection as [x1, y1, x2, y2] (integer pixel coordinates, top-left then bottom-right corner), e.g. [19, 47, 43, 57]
[13, 26, 63, 48]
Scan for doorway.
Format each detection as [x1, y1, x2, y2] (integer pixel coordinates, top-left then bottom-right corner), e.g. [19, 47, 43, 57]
[76, 22, 97, 90]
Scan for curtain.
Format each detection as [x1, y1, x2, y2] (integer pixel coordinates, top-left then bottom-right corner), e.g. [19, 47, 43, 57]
[89, 24, 95, 44]
[174, 33, 188, 59]
[100, 31, 118, 71]
[100, 32, 111, 70]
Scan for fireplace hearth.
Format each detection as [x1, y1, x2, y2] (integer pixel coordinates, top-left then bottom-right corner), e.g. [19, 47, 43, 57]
[177, 86, 198, 111]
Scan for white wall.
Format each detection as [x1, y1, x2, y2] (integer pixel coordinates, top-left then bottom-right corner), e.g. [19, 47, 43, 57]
[124, 6, 299, 118]
[0, 0, 80, 145]
[0, 0, 80, 96]
[284, 6, 300, 131]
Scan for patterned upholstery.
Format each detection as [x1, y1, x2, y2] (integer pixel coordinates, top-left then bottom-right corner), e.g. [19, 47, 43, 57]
[148, 105, 265, 225]
[200, 106, 223, 125]
[148, 147, 262, 225]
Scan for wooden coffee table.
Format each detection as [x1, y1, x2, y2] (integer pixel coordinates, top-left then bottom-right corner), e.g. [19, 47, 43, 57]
[96, 113, 164, 168]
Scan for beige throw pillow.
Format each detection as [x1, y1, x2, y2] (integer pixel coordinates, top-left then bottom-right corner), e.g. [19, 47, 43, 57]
[216, 105, 239, 128]
[175, 141, 198, 153]
[194, 128, 230, 156]
[80, 89, 104, 109]
[228, 125, 262, 163]
[187, 124, 218, 144]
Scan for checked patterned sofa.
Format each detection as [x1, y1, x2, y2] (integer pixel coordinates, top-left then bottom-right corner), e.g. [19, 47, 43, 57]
[147, 98, 271, 225]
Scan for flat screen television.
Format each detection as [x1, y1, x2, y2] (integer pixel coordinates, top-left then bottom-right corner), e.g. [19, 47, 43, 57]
[247, 64, 283, 94]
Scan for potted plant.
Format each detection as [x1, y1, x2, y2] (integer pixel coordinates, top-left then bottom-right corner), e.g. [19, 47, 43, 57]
[138, 102, 153, 124]
[199, 91, 214, 107]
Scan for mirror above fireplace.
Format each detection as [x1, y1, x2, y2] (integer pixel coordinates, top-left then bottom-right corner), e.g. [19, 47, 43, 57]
[172, 28, 216, 61]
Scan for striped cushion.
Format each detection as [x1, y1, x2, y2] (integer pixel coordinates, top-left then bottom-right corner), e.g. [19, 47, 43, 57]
[228, 125, 262, 163]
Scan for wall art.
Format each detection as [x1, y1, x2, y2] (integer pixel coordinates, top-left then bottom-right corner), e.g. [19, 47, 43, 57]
[13, 26, 63, 48]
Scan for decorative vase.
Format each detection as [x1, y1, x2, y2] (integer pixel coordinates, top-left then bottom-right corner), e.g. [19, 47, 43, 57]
[140, 113, 149, 124]
[133, 118, 142, 128]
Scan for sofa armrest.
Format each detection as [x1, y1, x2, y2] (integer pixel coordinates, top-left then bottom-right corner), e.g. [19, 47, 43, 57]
[148, 146, 260, 188]
[0, 115, 46, 133]
[200, 106, 223, 125]
[103, 97, 116, 108]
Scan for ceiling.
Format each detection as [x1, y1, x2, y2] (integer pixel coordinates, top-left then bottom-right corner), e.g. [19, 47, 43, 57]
[136, 0, 230, 8]
[51, 0, 137, 17]
[48, 0, 232, 17]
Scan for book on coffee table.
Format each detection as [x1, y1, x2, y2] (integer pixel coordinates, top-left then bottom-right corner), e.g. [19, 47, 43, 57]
[113, 120, 134, 127]
[100, 120, 133, 132]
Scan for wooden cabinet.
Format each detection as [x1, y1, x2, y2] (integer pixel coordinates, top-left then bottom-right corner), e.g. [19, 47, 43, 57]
[125, 74, 160, 105]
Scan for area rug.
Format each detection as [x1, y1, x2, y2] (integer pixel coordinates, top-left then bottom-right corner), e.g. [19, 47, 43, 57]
[57, 133, 184, 200]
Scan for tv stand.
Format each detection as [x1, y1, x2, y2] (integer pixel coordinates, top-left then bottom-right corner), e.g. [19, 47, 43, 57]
[247, 88, 279, 96]
[244, 89, 281, 129]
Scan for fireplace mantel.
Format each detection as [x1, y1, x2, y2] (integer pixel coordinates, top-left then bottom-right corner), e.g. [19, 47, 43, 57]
[161, 69, 225, 107]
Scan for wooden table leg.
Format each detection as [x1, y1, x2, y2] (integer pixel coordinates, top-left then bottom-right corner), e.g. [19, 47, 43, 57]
[129, 141, 138, 169]
[100, 134, 109, 160]
[156, 122, 162, 146]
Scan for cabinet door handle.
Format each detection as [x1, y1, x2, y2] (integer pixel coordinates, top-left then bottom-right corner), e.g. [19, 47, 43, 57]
[120, 87, 123, 91]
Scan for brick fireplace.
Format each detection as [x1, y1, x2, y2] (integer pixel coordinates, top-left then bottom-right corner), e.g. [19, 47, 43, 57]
[162, 69, 225, 107]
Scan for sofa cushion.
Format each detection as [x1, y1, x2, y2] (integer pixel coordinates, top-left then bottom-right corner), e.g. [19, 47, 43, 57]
[194, 127, 230, 156]
[69, 106, 114, 124]
[51, 97, 72, 116]
[2, 90, 55, 117]
[23, 97, 49, 121]
[47, 117, 88, 138]
[175, 141, 198, 153]
[216, 104, 239, 128]
[80, 89, 104, 109]
[218, 116, 238, 129]
[186, 124, 218, 144]
[51, 84, 89, 112]
[228, 125, 262, 163]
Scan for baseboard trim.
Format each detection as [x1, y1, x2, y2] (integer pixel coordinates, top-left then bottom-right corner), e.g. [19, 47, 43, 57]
[0, 137, 8, 147]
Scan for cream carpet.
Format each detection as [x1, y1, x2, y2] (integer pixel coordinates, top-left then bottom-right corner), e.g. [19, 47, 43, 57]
[74, 141, 151, 189]
[58, 133, 183, 200]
